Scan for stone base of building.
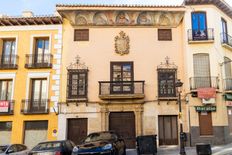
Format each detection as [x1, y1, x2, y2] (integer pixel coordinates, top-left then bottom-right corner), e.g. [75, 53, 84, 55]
[190, 126, 232, 146]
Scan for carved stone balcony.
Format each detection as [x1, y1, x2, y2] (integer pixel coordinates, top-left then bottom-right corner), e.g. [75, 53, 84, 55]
[98, 81, 145, 100]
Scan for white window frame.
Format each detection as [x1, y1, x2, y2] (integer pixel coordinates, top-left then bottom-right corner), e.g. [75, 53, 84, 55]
[30, 34, 52, 54]
[0, 35, 18, 55]
[0, 73, 16, 100]
[25, 72, 50, 110]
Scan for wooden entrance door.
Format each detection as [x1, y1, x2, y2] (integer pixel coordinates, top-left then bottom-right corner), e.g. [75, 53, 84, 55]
[67, 118, 87, 145]
[158, 115, 178, 145]
[109, 112, 136, 148]
[199, 112, 213, 135]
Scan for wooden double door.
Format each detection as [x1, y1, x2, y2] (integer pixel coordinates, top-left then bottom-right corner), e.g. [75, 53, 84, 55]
[67, 118, 88, 145]
[158, 115, 178, 145]
[109, 112, 136, 148]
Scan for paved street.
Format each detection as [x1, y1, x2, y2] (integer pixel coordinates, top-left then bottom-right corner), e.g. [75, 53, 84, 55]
[126, 142, 232, 155]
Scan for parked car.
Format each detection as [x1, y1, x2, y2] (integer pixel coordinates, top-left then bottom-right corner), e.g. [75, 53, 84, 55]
[0, 144, 29, 155]
[72, 131, 126, 155]
[28, 140, 75, 155]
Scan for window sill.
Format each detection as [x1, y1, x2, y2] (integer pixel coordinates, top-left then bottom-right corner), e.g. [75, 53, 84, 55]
[188, 40, 214, 44]
[199, 135, 214, 138]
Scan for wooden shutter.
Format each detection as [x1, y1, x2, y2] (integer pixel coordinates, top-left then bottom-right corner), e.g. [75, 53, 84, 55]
[199, 112, 213, 135]
[74, 29, 89, 41]
[158, 29, 172, 41]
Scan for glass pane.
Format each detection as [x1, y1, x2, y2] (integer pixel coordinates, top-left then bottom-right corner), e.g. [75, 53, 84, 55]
[113, 65, 121, 71]
[7, 81, 12, 100]
[78, 74, 86, 95]
[41, 80, 47, 100]
[32, 80, 40, 100]
[0, 81, 7, 100]
[113, 72, 121, 81]
[3, 41, 12, 55]
[44, 39, 49, 54]
[36, 40, 43, 55]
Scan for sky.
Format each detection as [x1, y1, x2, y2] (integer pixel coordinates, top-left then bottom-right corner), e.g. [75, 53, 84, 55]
[0, 0, 231, 16]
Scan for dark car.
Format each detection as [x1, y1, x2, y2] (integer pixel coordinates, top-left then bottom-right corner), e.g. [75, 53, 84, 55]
[28, 140, 75, 155]
[72, 131, 126, 155]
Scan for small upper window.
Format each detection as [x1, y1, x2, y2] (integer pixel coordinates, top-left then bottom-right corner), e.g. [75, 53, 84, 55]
[158, 29, 172, 41]
[74, 29, 89, 41]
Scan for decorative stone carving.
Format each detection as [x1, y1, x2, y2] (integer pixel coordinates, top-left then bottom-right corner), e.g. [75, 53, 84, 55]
[116, 12, 130, 25]
[115, 31, 130, 55]
[93, 12, 108, 25]
[76, 16, 87, 25]
[67, 55, 88, 70]
[137, 12, 152, 25]
[157, 56, 177, 69]
[62, 10, 184, 27]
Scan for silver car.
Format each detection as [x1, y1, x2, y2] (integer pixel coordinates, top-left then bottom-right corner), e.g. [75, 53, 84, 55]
[0, 144, 29, 155]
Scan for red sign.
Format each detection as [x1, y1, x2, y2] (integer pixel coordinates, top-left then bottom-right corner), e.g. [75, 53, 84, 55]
[197, 88, 216, 99]
[0, 101, 9, 112]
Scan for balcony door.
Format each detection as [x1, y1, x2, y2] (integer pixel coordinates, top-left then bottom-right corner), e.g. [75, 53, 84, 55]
[2, 39, 15, 65]
[191, 12, 207, 40]
[193, 53, 211, 88]
[30, 79, 47, 112]
[110, 62, 134, 94]
[221, 18, 228, 43]
[34, 38, 49, 64]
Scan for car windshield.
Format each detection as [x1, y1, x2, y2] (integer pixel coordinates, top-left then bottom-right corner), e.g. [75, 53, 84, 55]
[0, 146, 8, 153]
[32, 142, 62, 151]
[84, 132, 116, 143]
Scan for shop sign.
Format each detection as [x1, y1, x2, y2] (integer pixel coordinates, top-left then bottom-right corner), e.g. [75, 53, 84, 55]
[0, 101, 9, 112]
[195, 106, 216, 112]
[197, 88, 216, 99]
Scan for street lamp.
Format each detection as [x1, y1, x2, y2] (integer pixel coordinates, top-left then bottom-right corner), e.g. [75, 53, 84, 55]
[176, 79, 186, 155]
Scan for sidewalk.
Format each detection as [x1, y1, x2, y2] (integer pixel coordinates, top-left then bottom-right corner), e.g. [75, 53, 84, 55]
[126, 142, 232, 155]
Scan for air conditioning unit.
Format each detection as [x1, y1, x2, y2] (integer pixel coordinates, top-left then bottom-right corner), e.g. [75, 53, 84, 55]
[202, 98, 216, 104]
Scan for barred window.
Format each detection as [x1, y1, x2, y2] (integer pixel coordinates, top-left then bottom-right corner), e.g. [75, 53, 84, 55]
[74, 29, 89, 41]
[67, 69, 88, 99]
[158, 69, 176, 97]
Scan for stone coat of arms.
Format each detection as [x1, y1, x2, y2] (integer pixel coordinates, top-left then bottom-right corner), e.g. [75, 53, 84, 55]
[115, 31, 130, 55]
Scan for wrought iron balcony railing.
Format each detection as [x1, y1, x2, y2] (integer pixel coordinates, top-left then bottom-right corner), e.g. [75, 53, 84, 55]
[99, 81, 145, 99]
[188, 28, 214, 41]
[189, 77, 219, 90]
[0, 55, 19, 69]
[221, 33, 232, 48]
[0, 100, 14, 115]
[224, 78, 232, 91]
[21, 99, 50, 114]
[25, 54, 53, 69]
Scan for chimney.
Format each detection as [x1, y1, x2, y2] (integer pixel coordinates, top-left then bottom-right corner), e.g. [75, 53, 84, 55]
[22, 11, 34, 17]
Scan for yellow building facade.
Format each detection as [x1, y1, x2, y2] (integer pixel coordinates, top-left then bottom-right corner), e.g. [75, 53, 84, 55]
[0, 13, 62, 148]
